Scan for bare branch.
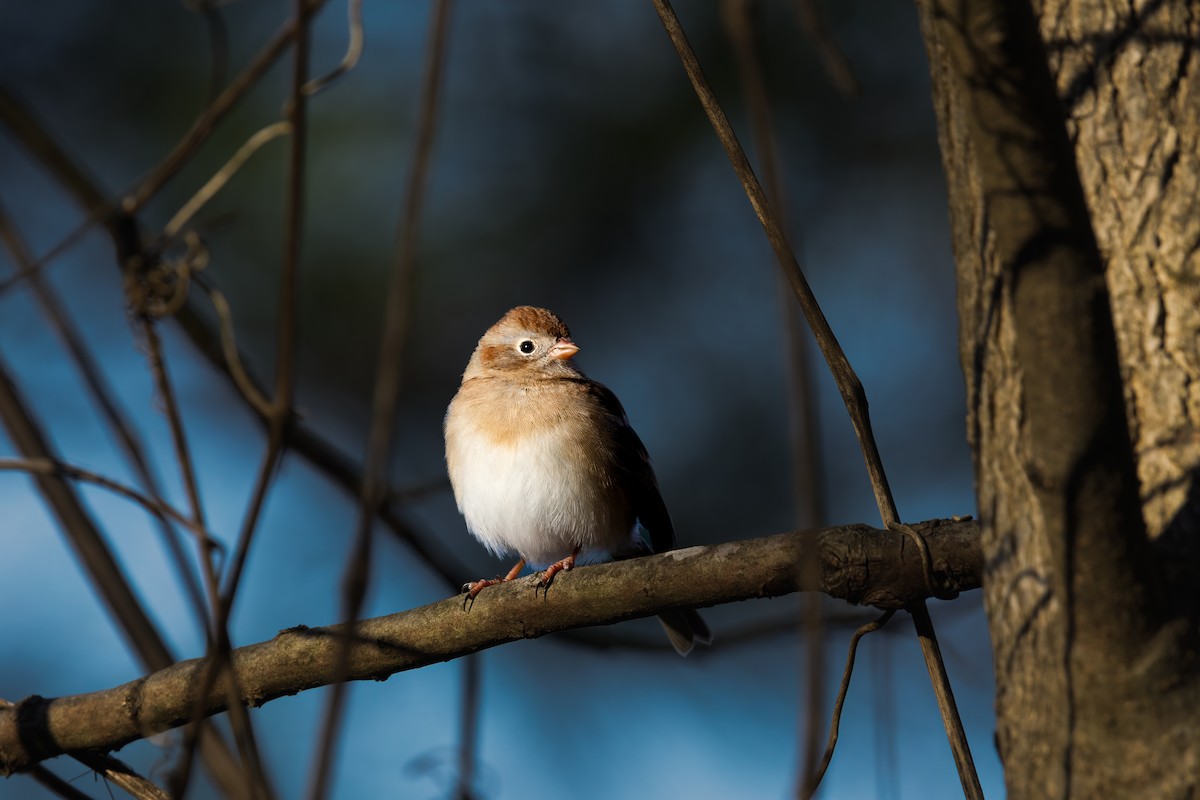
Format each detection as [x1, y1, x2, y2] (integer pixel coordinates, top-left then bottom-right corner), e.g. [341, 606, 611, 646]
[0, 353, 174, 671]
[126, 0, 332, 212]
[27, 765, 96, 800]
[800, 610, 894, 798]
[186, 0, 231, 106]
[0, 348, 258, 798]
[70, 752, 170, 800]
[719, 5, 829, 789]
[0, 75, 469, 593]
[651, 0, 899, 527]
[909, 601, 983, 799]
[0, 458, 217, 547]
[302, 0, 364, 96]
[720, 0, 825, 529]
[653, 6, 982, 792]
[0, 519, 981, 774]
[0, 86, 109, 215]
[0, 205, 211, 628]
[791, 0, 861, 96]
[193, 279, 274, 417]
[308, 0, 454, 795]
[163, 121, 293, 240]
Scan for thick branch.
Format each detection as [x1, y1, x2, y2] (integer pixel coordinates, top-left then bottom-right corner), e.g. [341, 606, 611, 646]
[0, 518, 980, 773]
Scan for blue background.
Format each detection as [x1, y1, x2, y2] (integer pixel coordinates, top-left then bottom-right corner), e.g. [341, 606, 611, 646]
[0, 2, 1000, 798]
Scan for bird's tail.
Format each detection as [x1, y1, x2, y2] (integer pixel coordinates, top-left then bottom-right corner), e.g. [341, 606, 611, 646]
[657, 608, 712, 657]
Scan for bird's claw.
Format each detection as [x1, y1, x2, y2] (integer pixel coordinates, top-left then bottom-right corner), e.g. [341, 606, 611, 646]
[532, 552, 576, 598]
[461, 577, 499, 610]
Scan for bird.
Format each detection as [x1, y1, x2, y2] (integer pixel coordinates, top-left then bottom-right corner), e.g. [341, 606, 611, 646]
[444, 306, 711, 656]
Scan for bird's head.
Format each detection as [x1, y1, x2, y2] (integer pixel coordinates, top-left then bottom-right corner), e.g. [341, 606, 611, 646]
[464, 306, 581, 380]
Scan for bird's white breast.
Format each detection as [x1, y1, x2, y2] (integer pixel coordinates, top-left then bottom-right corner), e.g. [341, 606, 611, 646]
[445, 393, 634, 565]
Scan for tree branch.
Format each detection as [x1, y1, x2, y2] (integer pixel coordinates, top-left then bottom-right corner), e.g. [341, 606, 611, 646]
[0, 518, 980, 774]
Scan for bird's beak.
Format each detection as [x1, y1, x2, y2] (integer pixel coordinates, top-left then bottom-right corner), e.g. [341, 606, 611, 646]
[548, 338, 580, 361]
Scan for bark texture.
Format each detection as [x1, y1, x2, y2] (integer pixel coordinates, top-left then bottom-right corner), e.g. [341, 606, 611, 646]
[1043, 0, 1200, 543]
[0, 519, 981, 775]
[917, 1, 1200, 797]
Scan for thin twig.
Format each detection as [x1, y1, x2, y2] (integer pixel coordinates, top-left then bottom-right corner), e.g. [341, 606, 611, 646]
[216, 0, 312, 629]
[273, 0, 309, 420]
[0, 13, 534, 620]
[137, 325, 210, 554]
[908, 601, 983, 800]
[125, 0, 331, 212]
[0, 85, 109, 213]
[0, 205, 211, 627]
[801, 610, 895, 799]
[651, 0, 899, 528]
[0, 351, 174, 669]
[178, 289, 474, 586]
[791, 0, 861, 96]
[890, 520, 939, 598]
[193, 277, 274, 416]
[0, 29, 281, 800]
[170, 453, 278, 799]
[72, 751, 172, 800]
[0, 458, 217, 544]
[135, 237, 271, 799]
[0, 347, 264, 790]
[0, 213, 95, 296]
[455, 655, 481, 800]
[27, 766, 96, 800]
[651, 7, 983, 798]
[173, 4, 317, 795]
[718, 4, 828, 788]
[719, 0, 825, 530]
[164, 121, 293, 239]
[307, 0, 454, 796]
[799, 586, 826, 791]
[303, 0, 364, 96]
[187, 0, 231, 106]
[140, 320, 271, 800]
[0, 77, 470, 594]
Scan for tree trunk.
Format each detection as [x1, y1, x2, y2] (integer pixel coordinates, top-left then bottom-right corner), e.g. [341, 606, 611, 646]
[916, 0, 1200, 797]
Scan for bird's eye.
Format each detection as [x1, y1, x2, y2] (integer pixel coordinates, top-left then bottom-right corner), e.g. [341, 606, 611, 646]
[518, 340, 535, 354]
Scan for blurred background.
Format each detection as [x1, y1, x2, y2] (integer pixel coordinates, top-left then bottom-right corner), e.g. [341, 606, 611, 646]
[0, 1, 998, 798]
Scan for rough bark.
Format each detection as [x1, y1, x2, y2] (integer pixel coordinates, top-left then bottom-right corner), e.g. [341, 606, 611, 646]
[916, 0, 1200, 797]
[0, 518, 981, 775]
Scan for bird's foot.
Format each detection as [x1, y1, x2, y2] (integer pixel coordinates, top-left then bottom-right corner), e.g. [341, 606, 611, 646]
[461, 558, 526, 609]
[533, 547, 579, 597]
[462, 577, 501, 603]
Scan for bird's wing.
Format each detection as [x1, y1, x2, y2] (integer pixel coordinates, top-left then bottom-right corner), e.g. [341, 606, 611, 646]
[584, 380, 677, 555]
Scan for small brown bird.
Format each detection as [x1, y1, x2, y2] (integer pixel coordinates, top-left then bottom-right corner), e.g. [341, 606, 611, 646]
[444, 306, 710, 655]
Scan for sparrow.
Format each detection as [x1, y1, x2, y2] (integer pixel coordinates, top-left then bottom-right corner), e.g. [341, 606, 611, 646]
[444, 306, 711, 656]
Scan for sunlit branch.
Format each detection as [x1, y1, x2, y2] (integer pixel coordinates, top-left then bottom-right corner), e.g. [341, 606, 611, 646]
[0, 518, 981, 774]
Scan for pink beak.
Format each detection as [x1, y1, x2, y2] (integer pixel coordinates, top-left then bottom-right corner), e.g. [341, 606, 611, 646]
[548, 338, 580, 361]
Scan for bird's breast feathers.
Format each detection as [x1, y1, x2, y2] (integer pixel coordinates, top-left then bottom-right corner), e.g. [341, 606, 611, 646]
[445, 380, 635, 564]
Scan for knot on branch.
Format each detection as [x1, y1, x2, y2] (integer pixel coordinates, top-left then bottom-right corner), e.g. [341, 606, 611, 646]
[125, 229, 208, 320]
